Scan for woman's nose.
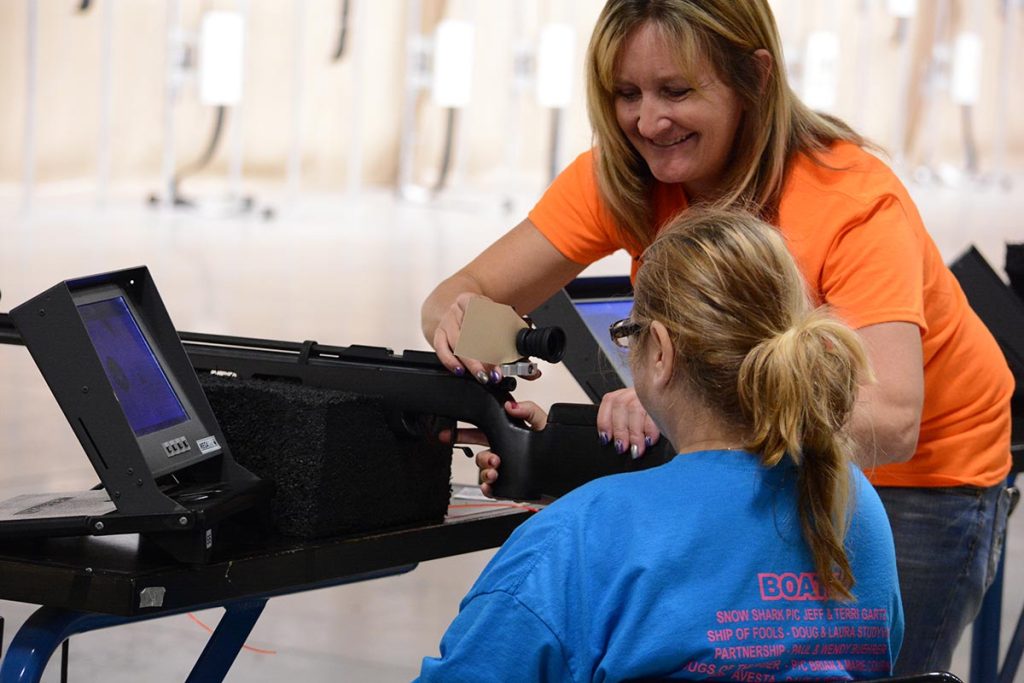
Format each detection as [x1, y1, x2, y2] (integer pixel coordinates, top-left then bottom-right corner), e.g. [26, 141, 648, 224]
[636, 98, 670, 138]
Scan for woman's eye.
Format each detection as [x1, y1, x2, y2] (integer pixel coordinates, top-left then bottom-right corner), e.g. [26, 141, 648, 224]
[615, 90, 640, 102]
[665, 88, 692, 99]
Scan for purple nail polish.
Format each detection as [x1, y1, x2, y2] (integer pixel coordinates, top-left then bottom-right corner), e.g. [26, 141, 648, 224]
[490, 369, 502, 384]
[599, 432, 610, 446]
[615, 439, 624, 454]
[454, 366, 465, 377]
[645, 435, 653, 448]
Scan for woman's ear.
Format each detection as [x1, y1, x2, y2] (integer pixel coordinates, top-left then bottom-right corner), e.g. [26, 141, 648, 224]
[648, 320, 675, 389]
[752, 48, 772, 94]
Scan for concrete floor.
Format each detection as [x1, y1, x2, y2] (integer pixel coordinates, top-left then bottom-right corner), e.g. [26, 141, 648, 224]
[0, 172, 1021, 681]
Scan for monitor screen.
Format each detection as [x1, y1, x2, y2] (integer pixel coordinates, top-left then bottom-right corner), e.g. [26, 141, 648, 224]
[78, 296, 189, 436]
[574, 299, 635, 386]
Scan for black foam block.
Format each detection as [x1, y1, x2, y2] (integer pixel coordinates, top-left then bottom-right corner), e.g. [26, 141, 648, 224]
[200, 374, 453, 538]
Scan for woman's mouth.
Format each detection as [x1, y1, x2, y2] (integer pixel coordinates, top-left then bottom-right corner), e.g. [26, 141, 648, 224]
[648, 132, 696, 148]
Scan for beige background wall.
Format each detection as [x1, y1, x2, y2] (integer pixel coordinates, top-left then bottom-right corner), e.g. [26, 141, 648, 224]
[0, 0, 1021, 192]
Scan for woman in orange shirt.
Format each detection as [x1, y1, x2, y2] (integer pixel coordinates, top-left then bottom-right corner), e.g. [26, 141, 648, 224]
[420, 0, 1013, 674]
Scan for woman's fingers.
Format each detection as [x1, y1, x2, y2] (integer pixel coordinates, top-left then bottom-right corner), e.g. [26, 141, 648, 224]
[504, 400, 548, 430]
[596, 387, 661, 458]
[476, 450, 501, 498]
[596, 388, 628, 448]
[439, 426, 488, 447]
[435, 294, 506, 384]
[641, 413, 661, 455]
[475, 449, 501, 473]
[433, 299, 467, 375]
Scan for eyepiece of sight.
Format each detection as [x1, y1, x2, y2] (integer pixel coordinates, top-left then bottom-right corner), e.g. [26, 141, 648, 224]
[516, 326, 566, 363]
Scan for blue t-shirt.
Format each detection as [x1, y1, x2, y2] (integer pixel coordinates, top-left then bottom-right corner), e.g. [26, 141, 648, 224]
[418, 450, 903, 682]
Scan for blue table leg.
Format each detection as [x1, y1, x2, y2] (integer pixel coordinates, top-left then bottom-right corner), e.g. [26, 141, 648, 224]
[185, 599, 267, 683]
[0, 564, 417, 682]
[998, 607, 1024, 683]
[0, 599, 269, 683]
[0, 607, 135, 683]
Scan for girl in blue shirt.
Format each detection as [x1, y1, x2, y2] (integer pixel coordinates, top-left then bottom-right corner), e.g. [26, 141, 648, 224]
[418, 208, 903, 682]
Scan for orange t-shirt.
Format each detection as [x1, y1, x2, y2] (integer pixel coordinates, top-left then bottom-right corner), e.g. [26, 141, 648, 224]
[528, 143, 1013, 488]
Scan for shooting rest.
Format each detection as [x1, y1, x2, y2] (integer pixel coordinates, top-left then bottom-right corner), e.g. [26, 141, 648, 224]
[0, 266, 269, 563]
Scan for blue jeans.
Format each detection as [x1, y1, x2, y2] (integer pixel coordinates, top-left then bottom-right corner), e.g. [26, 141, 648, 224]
[876, 483, 1012, 675]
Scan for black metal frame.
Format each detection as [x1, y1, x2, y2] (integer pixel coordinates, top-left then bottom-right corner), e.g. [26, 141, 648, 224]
[949, 246, 1024, 472]
[0, 267, 269, 562]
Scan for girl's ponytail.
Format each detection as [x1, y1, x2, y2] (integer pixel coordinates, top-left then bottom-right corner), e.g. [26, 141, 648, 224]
[739, 311, 871, 600]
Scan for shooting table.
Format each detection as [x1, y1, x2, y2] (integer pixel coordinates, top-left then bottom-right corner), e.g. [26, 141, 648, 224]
[0, 489, 535, 683]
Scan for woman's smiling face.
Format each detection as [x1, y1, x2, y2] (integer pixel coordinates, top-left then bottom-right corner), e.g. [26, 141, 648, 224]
[613, 21, 744, 200]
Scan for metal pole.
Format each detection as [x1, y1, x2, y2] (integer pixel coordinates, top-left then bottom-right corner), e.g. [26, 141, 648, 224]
[504, 0, 530, 205]
[853, 0, 872, 129]
[992, 0, 1018, 188]
[227, 0, 249, 200]
[23, 0, 38, 216]
[398, 0, 424, 197]
[346, 0, 364, 195]
[161, 0, 182, 209]
[916, 0, 951, 176]
[97, 0, 113, 209]
[287, 0, 307, 206]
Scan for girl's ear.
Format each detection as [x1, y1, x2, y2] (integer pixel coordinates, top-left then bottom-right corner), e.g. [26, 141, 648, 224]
[648, 320, 675, 388]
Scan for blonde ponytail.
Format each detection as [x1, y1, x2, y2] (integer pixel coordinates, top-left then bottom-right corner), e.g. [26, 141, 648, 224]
[633, 207, 871, 601]
[739, 311, 870, 601]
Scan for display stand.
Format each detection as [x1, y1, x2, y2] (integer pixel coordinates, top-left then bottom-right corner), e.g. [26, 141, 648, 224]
[0, 267, 269, 563]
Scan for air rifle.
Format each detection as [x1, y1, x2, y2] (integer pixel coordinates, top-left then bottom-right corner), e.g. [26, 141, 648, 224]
[0, 316, 670, 501]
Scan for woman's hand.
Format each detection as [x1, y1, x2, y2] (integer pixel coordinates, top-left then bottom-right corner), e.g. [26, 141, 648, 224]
[596, 387, 660, 459]
[432, 292, 502, 384]
[420, 219, 587, 382]
[441, 400, 549, 498]
[432, 292, 544, 384]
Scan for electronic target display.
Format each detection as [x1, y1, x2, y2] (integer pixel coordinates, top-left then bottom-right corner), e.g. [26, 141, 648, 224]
[10, 267, 228, 483]
[573, 298, 635, 387]
[78, 296, 189, 436]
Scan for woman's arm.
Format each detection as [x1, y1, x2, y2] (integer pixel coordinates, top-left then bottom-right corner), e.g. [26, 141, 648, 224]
[848, 321, 924, 467]
[422, 218, 586, 380]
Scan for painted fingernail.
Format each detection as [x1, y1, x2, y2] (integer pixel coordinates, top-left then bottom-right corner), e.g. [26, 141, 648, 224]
[631, 444, 641, 460]
[454, 366, 465, 377]
[599, 432, 610, 446]
[509, 401, 519, 409]
[475, 370, 489, 384]
[615, 439, 625, 454]
[645, 435, 653, 448]
[490, 369, 502, 384]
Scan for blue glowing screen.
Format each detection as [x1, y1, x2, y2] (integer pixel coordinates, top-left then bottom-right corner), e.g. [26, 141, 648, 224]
[78, 296, 188, 436]
[574, 299, 635, 386]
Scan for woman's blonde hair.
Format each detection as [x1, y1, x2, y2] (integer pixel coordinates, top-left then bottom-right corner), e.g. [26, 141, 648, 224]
[632, 207, 871, 601]
[585, 0, 866, 252]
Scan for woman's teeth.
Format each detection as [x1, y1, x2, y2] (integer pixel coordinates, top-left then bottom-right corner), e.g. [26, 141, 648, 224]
[651, 132, 694, 147]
